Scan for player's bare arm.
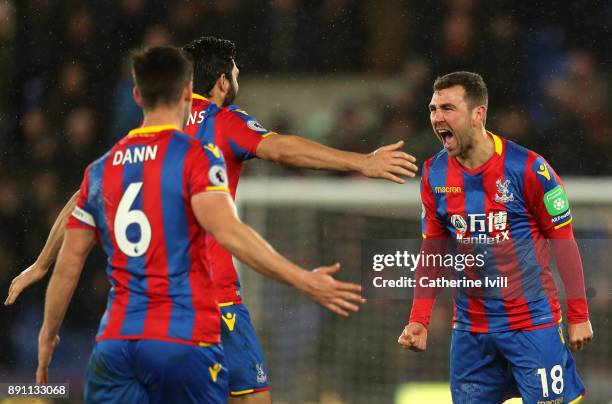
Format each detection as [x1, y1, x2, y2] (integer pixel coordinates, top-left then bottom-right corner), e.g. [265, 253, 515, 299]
[192, 192, 365, 317]
[256, 134, 418, 184]
[37, 228, 95, 383]
[5, 190, 80, 306]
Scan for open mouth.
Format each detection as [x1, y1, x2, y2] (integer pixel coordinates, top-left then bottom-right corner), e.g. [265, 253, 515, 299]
[436, 128, 456, 149]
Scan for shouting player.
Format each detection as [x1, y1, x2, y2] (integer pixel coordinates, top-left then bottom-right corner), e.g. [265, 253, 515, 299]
[33, 46, 364, 403]
[7, 37, 417, 402]
[397, 72, 593, 403]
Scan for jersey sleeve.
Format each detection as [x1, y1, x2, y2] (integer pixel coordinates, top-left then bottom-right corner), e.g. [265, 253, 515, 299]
[222, 106, 276, 161]
[409, 161, 448, 328]
[524, 155, 572, 237]
[187, 142, 231, 197]
[421, 160, 448, 239]
[525, 155, 589, 322]
[66, 166, 97, 230]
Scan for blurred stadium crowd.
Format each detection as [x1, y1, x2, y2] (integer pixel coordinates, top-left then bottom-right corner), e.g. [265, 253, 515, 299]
[0, 0, 610, 396]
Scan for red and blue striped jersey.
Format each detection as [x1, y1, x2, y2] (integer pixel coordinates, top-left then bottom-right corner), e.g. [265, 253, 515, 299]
[67, 125, 230, 345]
[184, 93, 275, 303]
[416, 132, 579, 333]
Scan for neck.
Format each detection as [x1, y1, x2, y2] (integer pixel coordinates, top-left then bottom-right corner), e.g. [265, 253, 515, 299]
[141, 105, 184, 129]
[194, 91, 224, 108]
[456, 128, 494, 169]
[208, 94, 224, 108]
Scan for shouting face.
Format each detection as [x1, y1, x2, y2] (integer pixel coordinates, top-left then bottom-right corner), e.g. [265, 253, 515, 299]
[429, 85, 484, 158]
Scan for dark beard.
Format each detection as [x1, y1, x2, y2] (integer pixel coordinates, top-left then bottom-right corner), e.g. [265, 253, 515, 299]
[222, 81, 237, 107]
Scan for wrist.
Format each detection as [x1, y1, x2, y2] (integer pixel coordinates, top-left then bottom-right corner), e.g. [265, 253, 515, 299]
[567, 317, 590, 325]
[34, 258, 52, 273]
[408, 319, 429, 329]
[293, 269, 310, 291]
[353, 153, 368, 174]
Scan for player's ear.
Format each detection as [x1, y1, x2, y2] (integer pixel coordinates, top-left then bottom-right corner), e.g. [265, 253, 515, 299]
[133, 86, 144, 108]
[184, 81, 193, 102]
[472, 105, 486, 127]
[217, 73, 228, 94]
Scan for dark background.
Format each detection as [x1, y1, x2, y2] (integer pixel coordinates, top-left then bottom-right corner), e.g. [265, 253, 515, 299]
[0, 1, 610, 402]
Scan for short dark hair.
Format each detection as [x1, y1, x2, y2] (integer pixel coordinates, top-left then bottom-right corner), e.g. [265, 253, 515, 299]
[130, 46, 193, 110]
[433, 71, 488, 108]
[182, 36, 236, 96]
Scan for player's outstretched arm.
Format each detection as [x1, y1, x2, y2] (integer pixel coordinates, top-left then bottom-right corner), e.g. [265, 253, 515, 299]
[5, 190, 80, 306]
[192, 192, 365, 317]
[37, 228, 95, 383]
[256, 135, 418, 184]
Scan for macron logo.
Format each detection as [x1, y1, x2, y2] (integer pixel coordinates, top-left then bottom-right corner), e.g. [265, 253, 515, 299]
[435, 186, 462, 194]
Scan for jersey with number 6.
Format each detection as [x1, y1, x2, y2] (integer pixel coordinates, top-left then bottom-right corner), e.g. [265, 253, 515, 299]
[67, 125, 230, 345]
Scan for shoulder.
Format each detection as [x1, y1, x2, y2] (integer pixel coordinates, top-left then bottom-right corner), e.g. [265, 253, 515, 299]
[502, 138, 532, 172]
[220, 105, 268, 130]
[505, 138, 554, 174]
[89, 147, 114, 173]
[170, 129, 204, 147]
[503, 137, 531, 156]
[502, 137, 549, 164]
[226, 104, 252, 117]
[200, 143, 225, 163]
[168, 130, 222, 161]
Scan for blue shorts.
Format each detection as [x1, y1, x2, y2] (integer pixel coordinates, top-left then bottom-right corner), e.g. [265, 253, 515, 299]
[84, 339, 228, 404]
[220, 303, 271, 397]
[450, 323, 585, 404]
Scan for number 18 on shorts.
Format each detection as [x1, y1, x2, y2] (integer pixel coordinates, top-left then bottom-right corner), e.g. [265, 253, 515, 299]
[450, 324, 585, 404]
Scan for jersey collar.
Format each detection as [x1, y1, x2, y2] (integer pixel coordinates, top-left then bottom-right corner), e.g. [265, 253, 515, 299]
[489, 131, 504, 156]
[128, 125, 180, 137]
[192, 93, 209, 101]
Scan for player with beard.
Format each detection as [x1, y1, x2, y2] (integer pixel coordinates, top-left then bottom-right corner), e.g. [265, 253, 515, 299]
[7, 37, 417, 403]
[397, 71, 592, 403]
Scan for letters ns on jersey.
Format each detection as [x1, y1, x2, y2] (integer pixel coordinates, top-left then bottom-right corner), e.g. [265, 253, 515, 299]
[187, 110, 206, 126]
[112, 145, 158, 166]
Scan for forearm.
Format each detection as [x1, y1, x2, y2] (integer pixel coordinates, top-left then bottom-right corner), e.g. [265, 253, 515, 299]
[213, 221, 307, 287]
[39, 259, 81, 340]
[35, 191, 80, 271]
[261, 135, 365, 172]
[39, 228, 93, 340]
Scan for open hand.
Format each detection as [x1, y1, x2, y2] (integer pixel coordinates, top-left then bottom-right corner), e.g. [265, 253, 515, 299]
[362, 141, 418, 184]
[304, 263, 366, 317]
[5, 263, 48, 306]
